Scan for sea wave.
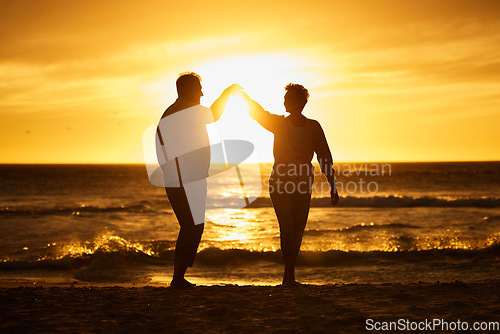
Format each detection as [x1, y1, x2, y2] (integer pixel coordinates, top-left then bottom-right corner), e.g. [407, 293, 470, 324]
[2, 195, 498, 217]
[0, 201, 167, 216]
[1, 242, 498, 271]
[304, 223, 422, 236]
[249, 196, 500, 208]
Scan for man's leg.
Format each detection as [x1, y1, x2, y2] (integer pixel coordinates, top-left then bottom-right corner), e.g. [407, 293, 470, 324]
[165, 186, 204, 287]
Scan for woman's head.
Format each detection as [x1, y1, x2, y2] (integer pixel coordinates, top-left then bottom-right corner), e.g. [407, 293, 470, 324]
[284, 83, 309, 115]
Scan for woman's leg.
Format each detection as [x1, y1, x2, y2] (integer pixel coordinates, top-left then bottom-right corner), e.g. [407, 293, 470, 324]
[270, 178, 313, 284]
[288, 190, 312, 281]
[270, 184, 296, 285]
[270, 174, 312, 285]
[276, 191, 312, 285]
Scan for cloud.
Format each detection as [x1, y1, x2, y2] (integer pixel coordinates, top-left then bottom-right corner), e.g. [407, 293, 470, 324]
[0, 35, 256, 117]
[2, 0, 500, 162]
[0, 0, 282, 64]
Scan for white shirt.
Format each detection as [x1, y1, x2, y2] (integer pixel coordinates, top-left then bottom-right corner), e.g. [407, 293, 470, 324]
[155, 105, 214, 187]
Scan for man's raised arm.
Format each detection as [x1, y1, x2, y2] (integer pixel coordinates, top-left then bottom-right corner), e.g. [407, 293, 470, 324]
[210, 84, 242, 121]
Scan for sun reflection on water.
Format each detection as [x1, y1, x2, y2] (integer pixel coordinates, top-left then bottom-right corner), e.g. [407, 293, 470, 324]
[201, 208, 279, 251]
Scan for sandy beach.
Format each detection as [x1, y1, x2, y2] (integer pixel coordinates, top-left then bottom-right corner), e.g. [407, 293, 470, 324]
[1, 280, 499, 333]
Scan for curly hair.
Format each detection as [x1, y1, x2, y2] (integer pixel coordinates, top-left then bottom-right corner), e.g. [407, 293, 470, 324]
[285, 83, 309, 106]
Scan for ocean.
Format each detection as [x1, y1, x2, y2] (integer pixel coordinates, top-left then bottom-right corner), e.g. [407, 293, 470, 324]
[1, 162, 499, 285]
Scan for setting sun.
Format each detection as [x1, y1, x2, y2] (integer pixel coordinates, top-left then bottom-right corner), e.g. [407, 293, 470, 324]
[1, 0, 499, 163]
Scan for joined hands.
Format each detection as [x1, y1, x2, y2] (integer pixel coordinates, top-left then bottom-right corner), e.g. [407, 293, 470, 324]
[223, 84, 257, 108]
[224, 83, 244, 95]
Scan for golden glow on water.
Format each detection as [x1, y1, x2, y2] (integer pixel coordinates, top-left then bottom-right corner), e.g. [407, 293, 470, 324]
[55, 232, 157, 260]
[149, 274, 274, 286]
[3, 208, 497, 265]
[195, 207, 500, 254]
[487, 233, 500, 247]
[412, 235, 473, 251]
[201, 209, 277, 251]
[216, 230, 253, 242]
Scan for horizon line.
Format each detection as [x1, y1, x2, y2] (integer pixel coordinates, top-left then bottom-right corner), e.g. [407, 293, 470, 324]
[1, 159, 500, 165]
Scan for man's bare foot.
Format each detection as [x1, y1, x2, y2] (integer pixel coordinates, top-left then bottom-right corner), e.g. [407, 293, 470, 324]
[281, 279, 304, 287]
[170, 278, 196, 289]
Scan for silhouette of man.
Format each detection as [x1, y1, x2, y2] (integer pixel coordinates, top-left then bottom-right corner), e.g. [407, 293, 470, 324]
[241, 84, 339, 286]
[156, 72, 239, 288]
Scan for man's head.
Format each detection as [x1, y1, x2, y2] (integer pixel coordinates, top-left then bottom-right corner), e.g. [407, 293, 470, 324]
[284, 83, 309, 115]
[176, 72, 203, 103]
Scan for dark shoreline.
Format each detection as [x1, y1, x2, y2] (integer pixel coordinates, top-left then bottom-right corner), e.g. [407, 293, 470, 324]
[1, 280, 499, 333]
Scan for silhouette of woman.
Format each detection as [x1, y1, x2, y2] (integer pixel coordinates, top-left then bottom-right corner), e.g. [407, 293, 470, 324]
[241, 84, 339, 286]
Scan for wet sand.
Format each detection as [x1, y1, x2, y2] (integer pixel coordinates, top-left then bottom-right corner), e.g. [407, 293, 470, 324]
[1, 280, 499, 333]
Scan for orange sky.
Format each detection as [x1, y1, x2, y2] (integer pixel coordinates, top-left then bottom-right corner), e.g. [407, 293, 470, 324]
[1, 0, 500, 163]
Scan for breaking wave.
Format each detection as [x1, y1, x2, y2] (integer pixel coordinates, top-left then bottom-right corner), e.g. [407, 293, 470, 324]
[249, 196, 500, 208]
[1, 234, 498, 271]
